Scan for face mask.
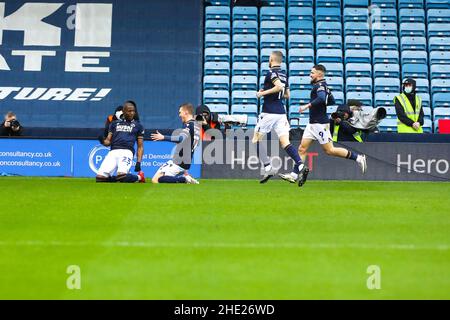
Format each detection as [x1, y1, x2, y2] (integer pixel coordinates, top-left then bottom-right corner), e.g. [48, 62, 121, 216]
[404, 87, 413, 94]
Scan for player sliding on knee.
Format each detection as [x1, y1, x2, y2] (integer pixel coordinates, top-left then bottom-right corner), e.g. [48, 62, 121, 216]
[150, 103, 200, 184]
[279, 65, 367, 187]
[254, 51, 307, 185]
[96, 101, 145, 183]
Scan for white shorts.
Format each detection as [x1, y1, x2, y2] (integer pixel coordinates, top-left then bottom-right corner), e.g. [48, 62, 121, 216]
[302, 123, 333, 145]
[255, 112, 290, 137]
[156, 160, 185, 177]
[97, 149, 133, 177]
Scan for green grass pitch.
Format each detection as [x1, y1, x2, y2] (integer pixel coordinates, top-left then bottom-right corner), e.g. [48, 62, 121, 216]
[1, 177, 449, 299]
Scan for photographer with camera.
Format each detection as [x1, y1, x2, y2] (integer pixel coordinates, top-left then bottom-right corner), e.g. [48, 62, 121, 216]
[195, 104, 221, 141]
[330, 104, 363, 143]
[0, 111, 22, 137]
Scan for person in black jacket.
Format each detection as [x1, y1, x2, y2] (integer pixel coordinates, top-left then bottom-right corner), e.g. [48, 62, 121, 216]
[330, 104, 363, 143]
[0, 111, 23, 136]
[394, 78, 424, 133]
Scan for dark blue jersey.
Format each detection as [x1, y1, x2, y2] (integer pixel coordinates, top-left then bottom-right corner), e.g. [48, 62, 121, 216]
[309, 80, 335, 124]
[262, 67, 289, 114]
[109, 119, 144, 154]
[169, 119, 200, 170]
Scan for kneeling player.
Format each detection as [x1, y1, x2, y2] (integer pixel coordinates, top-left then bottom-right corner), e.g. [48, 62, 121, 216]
[96, 102, 145, 183]
[150, 103, 200, 184]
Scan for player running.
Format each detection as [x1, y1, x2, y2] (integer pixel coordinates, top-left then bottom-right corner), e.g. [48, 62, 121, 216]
[279, 65, 367, 186]
[254, 50, 307, 184]
[96, 101, 145, 183]
[150, 103, 200, 184]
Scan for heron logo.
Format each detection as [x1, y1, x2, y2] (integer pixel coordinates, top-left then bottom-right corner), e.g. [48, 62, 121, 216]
[88, 144, 109, 174]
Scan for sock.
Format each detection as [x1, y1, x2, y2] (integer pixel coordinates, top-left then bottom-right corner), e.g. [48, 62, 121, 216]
[96, 176, 116, 183]
[118, 174, 139, 183]
[346, 150, 358, 161]
[257, 141, 270, 168]
[284, 144, 303, 174]
[158, 175, 187, 183]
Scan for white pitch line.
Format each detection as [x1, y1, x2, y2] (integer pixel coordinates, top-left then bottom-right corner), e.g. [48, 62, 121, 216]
[0, 241, 448, 251]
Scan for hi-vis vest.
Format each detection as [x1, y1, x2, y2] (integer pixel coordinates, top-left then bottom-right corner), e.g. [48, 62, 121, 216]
[395, 93, 423, 133]
[332, 125, 363, 142]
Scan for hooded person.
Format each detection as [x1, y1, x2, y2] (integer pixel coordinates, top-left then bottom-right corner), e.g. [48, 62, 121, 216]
[195, 104, 220, 140]
[394, 78, 424, 133]
[330, 104, 363, 142]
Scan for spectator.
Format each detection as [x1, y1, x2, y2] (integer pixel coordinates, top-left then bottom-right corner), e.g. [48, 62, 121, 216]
[330, 104, 363, 143]
[0, 111, 22, 136]
[394, 78, 424, 133]
[195, 104, 221, 140]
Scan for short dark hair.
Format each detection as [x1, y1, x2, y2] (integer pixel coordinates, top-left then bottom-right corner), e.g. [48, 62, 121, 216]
[313, 64, 326, 73]
[180, 103, 194, 115]
[271, 50, 284, 63]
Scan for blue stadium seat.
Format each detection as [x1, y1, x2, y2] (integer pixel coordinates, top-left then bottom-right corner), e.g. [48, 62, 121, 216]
[260, 21, 286, 34]
[344, 49, 371, 64]
[205, 34, 230, 48]
[343, 8, 369, 22]
[232, 34, 258, 48]
[203, 90, 229, 104]
[203, 75, 230, 90]
[204, 61, 230, 76]
[287, 7, 314, 21]
[260, 34, 286, 49]
[231, 104, 258, 116]
[430, 64, 450, 79]
[266, 0, 287, 6]
[288, 0, 314, 7]
[426, 0, 450, 9]
[232, 7, 258, 21]
[434, 108, 450, 132]
[373, 50, 399, 64]
[401, 50, 428, 64]
[260, 62, 287, 75]
[399, 9, 425, 23]
[326, 105, 338, 117]
[423, 107, 432, 120]
[346, 77, 372, 92]
[344, 22, 369, 36]
[373, 63, 400, 78]
[204, 48, 230, 62]
[260, 7, 285, 21]
[315, 7, 341, 22]
[288, 48, 315, 63]
[380, 106, 397, 118]
[378, 118, 398, 132]
[371, 0, 396, 8]
[422, 119, 433, 133]
[431, 79, 450, 95]
[332, 91, 345, 105]
[343, 0, 368, 7]
[205, 20, 231, 34]
[245, 115, 258, 128]
[326, 77, 344, 91]
[231, 90, 258, 105]
[259, 75, 265, 88]
[372, 36, 399, 50]
[429, 37, 450, 51]
[232, 48, 258, 62]
[205, 6, 230, 20]
[315, 0, 341, 7]
[233, 20, 258, 35]
[415, 78, 430, 93]
[288, 34, 314, 49]
[289, 117, 309, 129]
[317, 21, 342, 35]
[374, 92, 398, 107]
[432, 93, 450, 108]
[321, 62, 344, 77]
[317, 49, 343, 63]
[289, 20, 314, 35]
[372, 23, 398, 37]
[232, 62, 258, 76]
[374, 77, 400, 93]
[207, 104, 229, 114]
[345, 63, 372, 77]
[399, 0, 424, 9]
[402, 64, 429, 79]
[231, 75, 257, 90]
[289, 90, 310, 106]
[428, 23, 450, 37]
[430, 51, 450, 64]
[316, 35, 343, 50]
[290, 76, 312, 91]
[400, 22, 426, 37]
[345, 35, 370, 50]
[260, 48, 286, 62]
[420, 92, 431, 108]
[347, 91, 372, 106]
[289, 62, 314, 76]
[208, 0, 231, 5]
[400, 36, 427, 51]
[372, 8, 397, 23]
[427, 9, 450, 23]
